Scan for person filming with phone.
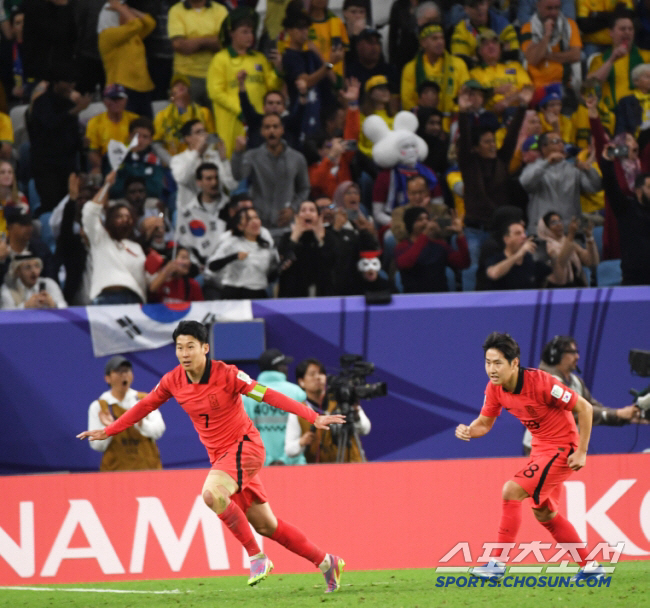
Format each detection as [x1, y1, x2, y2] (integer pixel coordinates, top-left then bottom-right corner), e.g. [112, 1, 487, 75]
[1, 253, 66, 309]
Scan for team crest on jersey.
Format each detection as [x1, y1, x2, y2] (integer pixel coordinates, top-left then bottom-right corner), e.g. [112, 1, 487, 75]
[209, 394, 220, 409]
[525, 405, 537, 417]
[255, 64, 263, 72]
[551, 384, 563, 398]
[237, 370, 252, 384]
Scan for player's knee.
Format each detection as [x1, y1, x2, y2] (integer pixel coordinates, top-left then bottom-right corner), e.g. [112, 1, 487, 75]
[252, 520, 277, 537]
[203, 489, 215, 509]
[532, 507, 555, 522]
[502, 481, 526, 501]
[203, 486, 229, 513]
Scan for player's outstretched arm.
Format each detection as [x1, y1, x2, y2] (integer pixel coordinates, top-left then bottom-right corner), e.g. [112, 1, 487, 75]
[313, 414, 346, 429]
[568, 396, 593, 470]
[77, 429, 108, 442]
[455, 415, 496, 441]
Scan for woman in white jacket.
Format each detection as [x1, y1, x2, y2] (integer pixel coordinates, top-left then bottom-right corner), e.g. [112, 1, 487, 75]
[207, 207, 279, 299]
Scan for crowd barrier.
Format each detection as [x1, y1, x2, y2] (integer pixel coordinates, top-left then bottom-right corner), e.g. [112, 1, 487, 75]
[1, 288, 649, 475]
[1, 455, 648, 585]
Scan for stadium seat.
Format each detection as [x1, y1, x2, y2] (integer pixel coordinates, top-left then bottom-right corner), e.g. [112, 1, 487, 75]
[592, 225, 603, 260]
[462, 264, 478, 291]
[151, 100, 170, 118]
[596, 259, 622, 286]
[394, 270, 403, 293]
[36, 212, 56, 253]
[78, 102, 107, 127]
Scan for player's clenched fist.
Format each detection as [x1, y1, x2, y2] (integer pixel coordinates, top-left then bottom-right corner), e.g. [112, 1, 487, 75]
[455, 424, 472, 441]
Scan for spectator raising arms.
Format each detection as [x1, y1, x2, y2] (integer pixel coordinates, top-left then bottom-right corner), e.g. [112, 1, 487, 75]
[98, 0, 156, 118]
[82, 171, 148, 305]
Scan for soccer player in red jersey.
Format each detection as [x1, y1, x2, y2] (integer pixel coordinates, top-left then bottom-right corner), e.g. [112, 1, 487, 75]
[78, 321, 346, 592]
[455, 332, 605, 582]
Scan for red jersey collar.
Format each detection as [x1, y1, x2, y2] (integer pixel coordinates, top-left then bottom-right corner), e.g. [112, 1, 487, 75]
[185, 357, 212, 384]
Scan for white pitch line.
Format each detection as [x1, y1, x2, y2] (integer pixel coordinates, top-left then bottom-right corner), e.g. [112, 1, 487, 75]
[0, 587, 188, 594]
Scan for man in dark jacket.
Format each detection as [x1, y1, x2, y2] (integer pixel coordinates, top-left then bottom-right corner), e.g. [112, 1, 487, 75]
[457, 85, 531, 263]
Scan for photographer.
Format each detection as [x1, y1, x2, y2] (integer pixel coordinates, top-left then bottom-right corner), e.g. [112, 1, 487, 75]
[285, 358, 371, 463]
[588, 96, 650, 284]
[523, 335, 643, 454]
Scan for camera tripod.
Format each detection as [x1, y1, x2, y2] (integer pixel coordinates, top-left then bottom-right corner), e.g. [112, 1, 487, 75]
[334, 401, 367, 463]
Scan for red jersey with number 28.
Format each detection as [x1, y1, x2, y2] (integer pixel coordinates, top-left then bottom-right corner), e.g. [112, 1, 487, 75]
[481, 367, 580, 451]
[104, 359, 283, 459]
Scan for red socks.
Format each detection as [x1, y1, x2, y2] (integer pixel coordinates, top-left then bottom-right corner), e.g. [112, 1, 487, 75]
[270, 518, 326, 566]
[540, 513, 588, 567]
[218, 501, 261, 557]
[498, 499, 523, 546]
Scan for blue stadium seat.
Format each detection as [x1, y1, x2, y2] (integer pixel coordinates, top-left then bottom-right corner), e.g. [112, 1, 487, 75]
[394, 270, 403, 293]
[36, 212, 56, 253]
[597, 259, 622, 286]
[446, 266, 456, 292]
[462, 264, 478, 292]
[592, 225, 604, 260]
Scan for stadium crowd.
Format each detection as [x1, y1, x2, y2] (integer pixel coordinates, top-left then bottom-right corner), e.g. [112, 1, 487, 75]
[0, 0, 649, 308]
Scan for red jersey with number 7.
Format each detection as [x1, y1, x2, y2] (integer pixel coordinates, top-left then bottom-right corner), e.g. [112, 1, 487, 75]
[103, 358, 318, 462]
[481, 367, 580, 451]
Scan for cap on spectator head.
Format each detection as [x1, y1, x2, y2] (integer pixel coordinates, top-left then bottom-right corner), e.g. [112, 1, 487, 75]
[464, 79, 493, 98]
[103, 83, 127, 99]
[170, 73, 191, 89]
[5, 206, 33, 226]
[522, 135, 539, 152]
[418, 22, 443, 40]
[259, 348, 293, 371]
[357, 26, 381, 41]
[477, 29, 499, 44]
[105, 355, 132, 375]
[540, 91, 562, 107]
[365, 74, 389, 93]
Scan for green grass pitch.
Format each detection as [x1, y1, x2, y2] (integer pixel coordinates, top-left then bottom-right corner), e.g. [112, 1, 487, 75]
[1, 562, 648, 608]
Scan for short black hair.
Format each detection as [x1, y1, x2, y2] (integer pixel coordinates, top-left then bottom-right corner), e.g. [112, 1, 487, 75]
[403, 205, 429, 235]
[483, 332, 520, 363]
[262, 112, 283, 125]
[417, 80, 440, 96]
[295, 357, 326, 381]
[173, 320, 209, 344]
[471, 125, 495, 148]
[196, 162, 219, 181]
[180, 119, 203, 139]
[264, 90, 285, 104]
[542, 210, 561, 228]
[541, 335, 576, 365]
[129, 117, 154, 136]
[610, 7, 635, 28]
[282, 0, 312, 29]
[124, 175, 146, 190]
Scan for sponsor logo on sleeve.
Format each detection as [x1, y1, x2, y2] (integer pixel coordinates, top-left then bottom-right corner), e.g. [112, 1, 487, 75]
[551, 384, 563, 399]
[237, 370, 253, 384]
